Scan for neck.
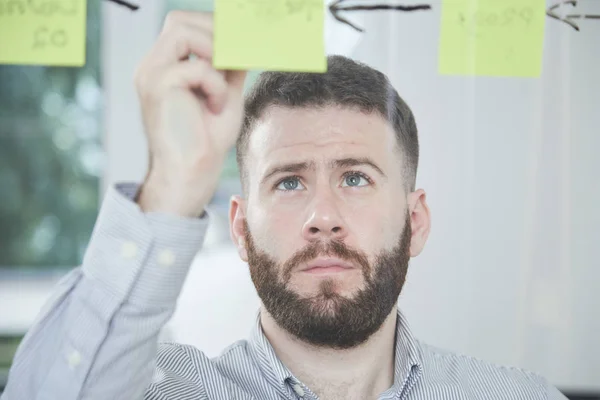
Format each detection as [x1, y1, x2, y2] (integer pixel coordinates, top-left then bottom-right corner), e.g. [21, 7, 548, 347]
[260, 306, 398, 400]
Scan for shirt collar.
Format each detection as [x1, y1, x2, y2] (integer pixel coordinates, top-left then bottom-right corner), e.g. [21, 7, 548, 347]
[390, 309, 423, 396]
[248, 311, 295, 396]
[248, 307, 423, 397]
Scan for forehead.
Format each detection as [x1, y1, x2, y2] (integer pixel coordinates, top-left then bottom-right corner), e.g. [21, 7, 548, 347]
[246, 105, 398, 174]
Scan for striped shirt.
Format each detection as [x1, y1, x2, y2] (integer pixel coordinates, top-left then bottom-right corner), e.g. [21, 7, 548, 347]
[2, 184, 567, 400]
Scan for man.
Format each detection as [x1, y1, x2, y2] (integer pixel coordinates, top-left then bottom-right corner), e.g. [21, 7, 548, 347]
[2, 12, 566, 400]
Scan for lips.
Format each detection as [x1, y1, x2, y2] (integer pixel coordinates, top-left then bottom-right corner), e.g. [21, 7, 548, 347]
[300, 257, 355, 272]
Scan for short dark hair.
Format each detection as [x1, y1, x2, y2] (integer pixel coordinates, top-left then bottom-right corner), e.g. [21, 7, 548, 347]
[236, 55, 419, 193]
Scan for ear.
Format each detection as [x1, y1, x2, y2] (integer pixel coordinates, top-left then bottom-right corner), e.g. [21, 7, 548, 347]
[229, 195, 248, 262]
[406, 189, 431, 257]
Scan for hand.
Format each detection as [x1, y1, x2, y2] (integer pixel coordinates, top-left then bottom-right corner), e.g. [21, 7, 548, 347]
[134, 11, 247, 217]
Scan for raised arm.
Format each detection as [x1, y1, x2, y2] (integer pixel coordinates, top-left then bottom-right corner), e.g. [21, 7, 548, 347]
[2, 11, 246, 400]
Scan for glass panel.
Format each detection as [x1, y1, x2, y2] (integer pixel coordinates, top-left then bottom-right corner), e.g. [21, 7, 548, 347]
[160, 0, 600, 396]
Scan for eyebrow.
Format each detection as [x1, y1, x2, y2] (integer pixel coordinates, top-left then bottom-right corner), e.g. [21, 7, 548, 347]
[261, 161, 316, 186]
[330, 157, 386, 178]
[261, 157, 386, 186]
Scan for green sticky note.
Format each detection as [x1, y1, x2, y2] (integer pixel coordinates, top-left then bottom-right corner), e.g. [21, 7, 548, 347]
[214, 0, 326, 73]
[0, 1, 87, 67]
[439, 0, 545, 77]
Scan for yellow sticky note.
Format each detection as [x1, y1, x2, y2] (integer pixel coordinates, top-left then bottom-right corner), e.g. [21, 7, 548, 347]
[214, 0, 326, 73]
[439, 0, 545, 77]
[0, 1, 87, 67]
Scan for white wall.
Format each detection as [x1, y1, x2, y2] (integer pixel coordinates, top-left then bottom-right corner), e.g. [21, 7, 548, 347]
[101, 0, 163, 190]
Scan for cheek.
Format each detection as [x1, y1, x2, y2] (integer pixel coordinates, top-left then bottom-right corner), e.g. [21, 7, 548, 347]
[342, 198, 401, 251]
[248, 202, 305, 259]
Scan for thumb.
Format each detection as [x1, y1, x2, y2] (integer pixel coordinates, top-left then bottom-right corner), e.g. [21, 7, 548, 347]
[226, 70, 248, 91]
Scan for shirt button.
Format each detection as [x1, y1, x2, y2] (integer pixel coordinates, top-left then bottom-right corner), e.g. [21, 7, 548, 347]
[67, 350, 82, 368]
[292, 383, 305, 397]
[121, 241, 138, 260]
[158, 249, 176, 267]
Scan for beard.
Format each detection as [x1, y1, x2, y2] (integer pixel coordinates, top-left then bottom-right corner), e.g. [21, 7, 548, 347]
[244, 214, 411, 350]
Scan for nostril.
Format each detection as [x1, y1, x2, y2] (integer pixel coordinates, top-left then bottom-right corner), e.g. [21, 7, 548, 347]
[309, 227, 319, 234]
[332, 227, 341, 233]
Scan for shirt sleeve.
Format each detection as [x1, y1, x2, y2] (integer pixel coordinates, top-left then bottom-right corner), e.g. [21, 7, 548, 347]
[547, 382, 569, 400]
[1, 183, 209, 400]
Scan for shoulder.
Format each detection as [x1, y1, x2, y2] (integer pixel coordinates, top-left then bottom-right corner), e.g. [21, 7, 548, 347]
[147, 340, 263, 399]
[415, 341, 565, 400]
[154, 339, 253, 374]
[148, 341, 256, 392]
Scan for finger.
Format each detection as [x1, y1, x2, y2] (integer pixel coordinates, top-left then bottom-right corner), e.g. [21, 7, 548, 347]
[225, 70, 248, 91]
[152, 23, 214, 65]
[163, 10, 213, 34]
[159, 59, 229, 114]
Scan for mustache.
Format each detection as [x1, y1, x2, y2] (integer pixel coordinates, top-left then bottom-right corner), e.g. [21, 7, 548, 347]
[281, 239, 371, 283]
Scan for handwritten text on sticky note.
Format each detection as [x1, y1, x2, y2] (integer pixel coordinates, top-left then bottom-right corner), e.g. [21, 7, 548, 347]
[439, 0, 545, 77]
[0, 1, 87, 67]
[214, 0, 326, 73]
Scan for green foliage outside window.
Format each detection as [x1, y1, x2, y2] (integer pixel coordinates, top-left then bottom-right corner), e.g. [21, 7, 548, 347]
[0, 0, 102, 269]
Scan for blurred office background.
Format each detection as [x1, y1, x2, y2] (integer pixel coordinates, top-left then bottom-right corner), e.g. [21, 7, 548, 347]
[0, 0, 598, 398]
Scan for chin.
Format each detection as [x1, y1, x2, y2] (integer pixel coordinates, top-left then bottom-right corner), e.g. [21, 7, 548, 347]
[294, 280, 351, 298]
[306, 296, 345, 316]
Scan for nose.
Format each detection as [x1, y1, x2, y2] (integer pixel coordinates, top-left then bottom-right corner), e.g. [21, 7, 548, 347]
[301, 190, 348, 242]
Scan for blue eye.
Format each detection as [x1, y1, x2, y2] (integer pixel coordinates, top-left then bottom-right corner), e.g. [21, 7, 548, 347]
[341, 172, 370, 188]
[276, 177, 305, 191]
